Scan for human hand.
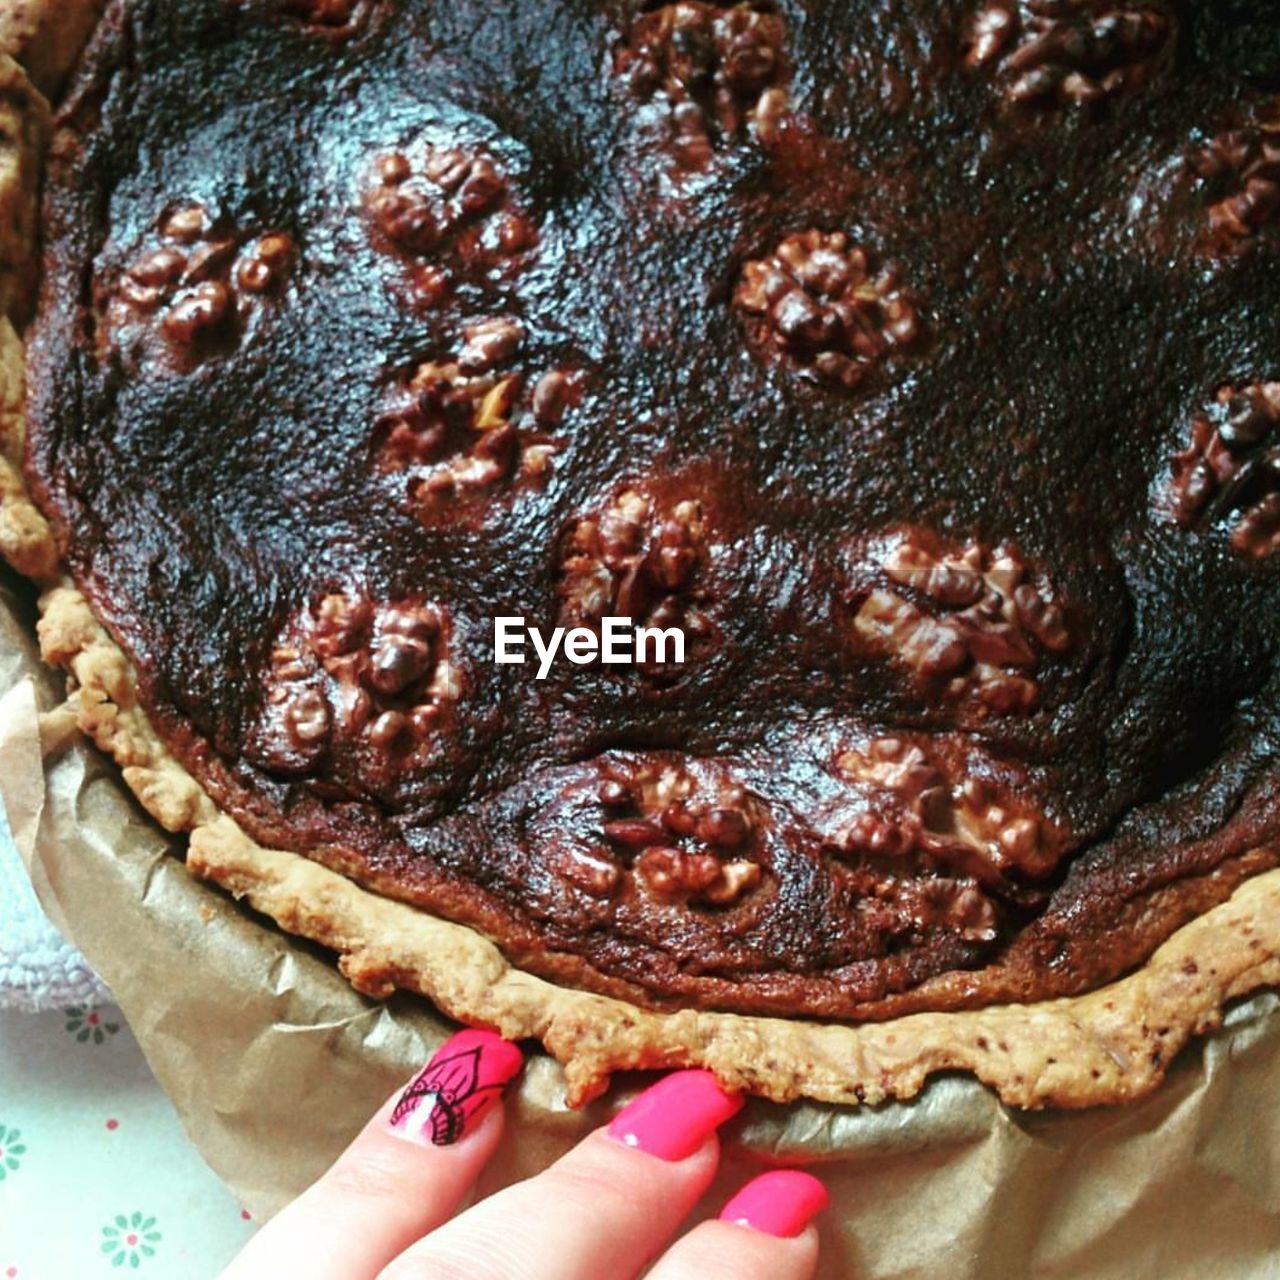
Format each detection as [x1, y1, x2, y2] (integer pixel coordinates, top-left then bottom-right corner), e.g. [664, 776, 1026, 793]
[221, 1029, 827, 1280]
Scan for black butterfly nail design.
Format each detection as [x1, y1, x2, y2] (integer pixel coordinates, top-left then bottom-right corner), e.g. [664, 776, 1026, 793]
[391, 1032, 522, 1146]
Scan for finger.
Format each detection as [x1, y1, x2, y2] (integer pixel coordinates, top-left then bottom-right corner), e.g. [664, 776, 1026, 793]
[221, 1029, 522, 1280]
[379, 1069, 743, 1280]
[648, 1170, 828, 1280]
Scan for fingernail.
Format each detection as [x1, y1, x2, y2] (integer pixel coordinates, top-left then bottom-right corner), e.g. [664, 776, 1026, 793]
[719, 1170, 829, 1238]
[389, 1028, 523, 1147]
[606, 1069, 743, 1161]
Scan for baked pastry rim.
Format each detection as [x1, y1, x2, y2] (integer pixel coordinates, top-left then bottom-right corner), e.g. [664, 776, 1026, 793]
[3, 2, 1279, 1109]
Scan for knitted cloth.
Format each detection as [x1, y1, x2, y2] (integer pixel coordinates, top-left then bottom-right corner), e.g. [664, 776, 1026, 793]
[0, 799, 108, 1011]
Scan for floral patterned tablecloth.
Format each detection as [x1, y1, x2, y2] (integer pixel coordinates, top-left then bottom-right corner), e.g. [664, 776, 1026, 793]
[0, 1005, 257, 1278]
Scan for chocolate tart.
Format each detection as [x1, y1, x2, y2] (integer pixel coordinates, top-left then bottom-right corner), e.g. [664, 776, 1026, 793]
[3, 0, 1280, 1106]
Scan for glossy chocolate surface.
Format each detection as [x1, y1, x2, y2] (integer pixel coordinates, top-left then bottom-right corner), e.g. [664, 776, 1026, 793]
[25, 0, 1280, 1016]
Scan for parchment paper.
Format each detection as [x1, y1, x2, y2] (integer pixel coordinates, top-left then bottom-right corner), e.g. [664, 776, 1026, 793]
[2, 565, 1279, 1279]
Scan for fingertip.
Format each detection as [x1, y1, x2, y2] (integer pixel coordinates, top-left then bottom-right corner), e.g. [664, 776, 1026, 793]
[582, 1124, 724, 1185]
[605, 1069, 743, 1161]
[647, 1216, 821, 1280]
[387, 1028, 524, 1149]
[718, 1169, 828, 1238]
[785, 1221, 823, 1279]
[223, 1031, 522, 1280]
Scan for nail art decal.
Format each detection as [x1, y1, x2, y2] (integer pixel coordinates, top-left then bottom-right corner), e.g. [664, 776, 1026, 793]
[390, 1029, 523, 1146]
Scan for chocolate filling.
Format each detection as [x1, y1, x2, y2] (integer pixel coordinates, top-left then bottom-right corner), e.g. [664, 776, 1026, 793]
[24, 0, 1280, 1017]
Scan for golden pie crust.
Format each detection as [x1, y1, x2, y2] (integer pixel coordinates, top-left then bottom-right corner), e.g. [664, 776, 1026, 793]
[3, 1, 1279, 1109]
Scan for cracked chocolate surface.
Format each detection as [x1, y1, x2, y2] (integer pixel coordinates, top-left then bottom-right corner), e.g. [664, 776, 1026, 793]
[23, 0, 1280, 1018]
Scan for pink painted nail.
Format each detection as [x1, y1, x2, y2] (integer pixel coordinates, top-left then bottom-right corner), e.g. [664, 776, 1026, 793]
[606, 1069, 743, 1161]
[389, 1029, 523, 1147]
[719, 1170, 829, 1238]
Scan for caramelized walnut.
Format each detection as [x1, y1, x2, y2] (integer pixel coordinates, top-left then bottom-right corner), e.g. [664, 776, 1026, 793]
[103, 205, 293, 367]
[250, 662, 332, 777]
[1192, 101, 1280, 252]
[735, 230, 920, 389]
[374, 328, 575, 522]
[553, 845, 624, 900]
[914, 880, 1001, 944]
[1168, 382, 1280, 560]
[366, 143, 536, 295]
[826, 733, 1067, 947]
[850, 529, 1072, 715]
[833, 735, 1063, 882]
[558, 484, 716, 672]
[965, 1, 1173, 108]
[248, 593, 459, 780]
[835, 857, 1002, 947]
[531, 755, 769, 909]
[615, 2, 791, 171]
[600, 757, 765, 908]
